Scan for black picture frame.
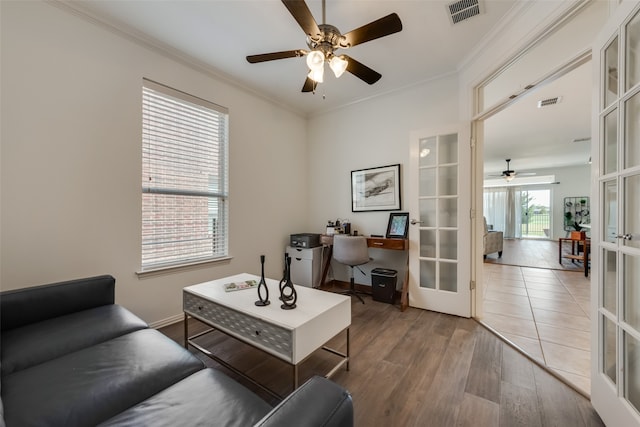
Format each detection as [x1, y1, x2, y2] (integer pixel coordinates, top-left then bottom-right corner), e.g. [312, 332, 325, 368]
[351, 164, 401, 212]
[386, 212, 409, 239]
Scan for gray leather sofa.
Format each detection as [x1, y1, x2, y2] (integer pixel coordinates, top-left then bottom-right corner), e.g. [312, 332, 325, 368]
[0, 275, 353, 427]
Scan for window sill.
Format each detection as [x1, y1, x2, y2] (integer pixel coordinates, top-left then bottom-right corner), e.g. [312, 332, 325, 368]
[136, 256, 233, 279]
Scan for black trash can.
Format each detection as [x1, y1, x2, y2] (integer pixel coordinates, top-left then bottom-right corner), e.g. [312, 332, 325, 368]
[371, 268, 397, 304]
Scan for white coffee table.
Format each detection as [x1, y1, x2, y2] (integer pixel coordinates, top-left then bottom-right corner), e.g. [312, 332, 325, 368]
[183, 273, 351, 397]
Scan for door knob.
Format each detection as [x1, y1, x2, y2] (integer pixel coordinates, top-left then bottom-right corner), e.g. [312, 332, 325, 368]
[615, 233, 633, 240]
[410, 219, 423, 225]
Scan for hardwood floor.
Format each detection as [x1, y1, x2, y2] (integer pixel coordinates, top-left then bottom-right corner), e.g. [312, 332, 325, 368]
[159, 296, 603, 426]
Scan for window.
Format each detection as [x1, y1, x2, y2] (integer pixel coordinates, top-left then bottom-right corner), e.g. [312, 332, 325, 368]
[141, 79, 229, 271]
[483, 187, 551, 239]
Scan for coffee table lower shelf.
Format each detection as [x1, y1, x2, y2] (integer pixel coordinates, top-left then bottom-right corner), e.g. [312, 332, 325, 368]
[184, 313, 350, 400]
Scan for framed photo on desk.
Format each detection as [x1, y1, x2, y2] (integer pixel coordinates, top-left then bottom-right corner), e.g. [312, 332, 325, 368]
[351, 164, 401, 212]
[386, 212, 409, 238]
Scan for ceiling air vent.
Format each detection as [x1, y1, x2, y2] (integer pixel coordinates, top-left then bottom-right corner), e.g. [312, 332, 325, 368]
[447, 0, 482, 25]
[537, 96, 562, 108]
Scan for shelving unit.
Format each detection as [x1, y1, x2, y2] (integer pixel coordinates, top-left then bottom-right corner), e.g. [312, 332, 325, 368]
[563, 196, 590, 232]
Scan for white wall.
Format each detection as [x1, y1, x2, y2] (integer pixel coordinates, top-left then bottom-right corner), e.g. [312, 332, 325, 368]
[0, 0, 606, 323]
[0, 1, 308, 325]
[546, 164, 591, 239]
[307, 75, 459, 286]
[304, 0, 603, 290]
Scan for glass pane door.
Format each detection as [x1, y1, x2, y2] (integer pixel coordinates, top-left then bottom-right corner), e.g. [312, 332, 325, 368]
[409, 126, 470, 317]
[592, 3, 640, 425]
[418, 135, 458, 292]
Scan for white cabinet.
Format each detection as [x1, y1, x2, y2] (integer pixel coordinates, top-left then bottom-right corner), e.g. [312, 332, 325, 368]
[286, 246, 323, 288]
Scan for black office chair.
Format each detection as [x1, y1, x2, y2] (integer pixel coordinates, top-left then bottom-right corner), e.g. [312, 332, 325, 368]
[332, 235, 370, 304]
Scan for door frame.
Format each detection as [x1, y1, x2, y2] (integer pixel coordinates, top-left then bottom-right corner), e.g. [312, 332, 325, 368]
[471, 50, 591, 318]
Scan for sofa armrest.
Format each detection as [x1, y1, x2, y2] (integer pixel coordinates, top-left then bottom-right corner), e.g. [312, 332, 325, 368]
[1, 275, 115, 330]
[254, 376, 353, 427]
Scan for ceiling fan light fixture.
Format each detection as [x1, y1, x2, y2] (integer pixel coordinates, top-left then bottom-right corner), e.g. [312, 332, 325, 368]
[308, 67, 324, 83]
[306, 50, 325, 71]
[329, 55, 348, 78]
[504, 173, 515, 182]
[247, 0, 402, 93]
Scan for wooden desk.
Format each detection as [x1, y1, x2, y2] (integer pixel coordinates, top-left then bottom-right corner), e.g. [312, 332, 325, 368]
[320, 235, 410, 311]
[559, 237, 590, 277]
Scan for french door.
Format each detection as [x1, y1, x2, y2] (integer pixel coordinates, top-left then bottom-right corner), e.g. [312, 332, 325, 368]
[591, 2, 640, 425]
[408, 125, 471, 317]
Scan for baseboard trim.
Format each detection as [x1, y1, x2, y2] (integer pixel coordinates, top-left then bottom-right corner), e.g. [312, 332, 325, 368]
[149, 313, 183, 329]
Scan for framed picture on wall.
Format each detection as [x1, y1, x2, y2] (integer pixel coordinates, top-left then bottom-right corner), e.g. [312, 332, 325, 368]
[351, 164, 401, 212]
[386, 212, 409, 238]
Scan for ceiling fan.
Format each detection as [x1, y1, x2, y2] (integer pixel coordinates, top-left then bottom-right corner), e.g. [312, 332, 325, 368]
[489, 159, 536, 182]
[246, 0, 402, 93]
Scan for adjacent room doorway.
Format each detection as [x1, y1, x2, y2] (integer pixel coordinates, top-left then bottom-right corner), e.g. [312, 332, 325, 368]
[472, 1, 602, 398]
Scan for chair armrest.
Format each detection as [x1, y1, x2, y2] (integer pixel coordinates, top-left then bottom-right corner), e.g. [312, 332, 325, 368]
[254, 376, 353, 427]
[483, 231, 503, 254]
[0, 275, 115, 330]
[486, 230, 503, 239]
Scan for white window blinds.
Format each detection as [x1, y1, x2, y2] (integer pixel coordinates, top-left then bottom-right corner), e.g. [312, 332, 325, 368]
[142, 79, 229, 270]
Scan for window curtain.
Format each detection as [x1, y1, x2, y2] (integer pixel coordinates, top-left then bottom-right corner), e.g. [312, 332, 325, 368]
[484, 187, 522, 238]
[483, 188, 507, 232]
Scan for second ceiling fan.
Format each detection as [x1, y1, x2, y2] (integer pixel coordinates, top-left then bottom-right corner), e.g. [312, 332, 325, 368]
[490, 159, 536, 182]
[246, 0, 402, 93]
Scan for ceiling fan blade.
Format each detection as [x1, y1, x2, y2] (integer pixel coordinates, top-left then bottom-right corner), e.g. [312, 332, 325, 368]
[343, 55, 381, 85]
[342, 13, 402, 48]
[246, 50, 306, 63]
[282, 0, 321, 40]
[302, 77, 316, 92]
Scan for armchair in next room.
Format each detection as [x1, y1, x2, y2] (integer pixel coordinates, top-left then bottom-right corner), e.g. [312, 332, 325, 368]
[483, 217, 503, 259]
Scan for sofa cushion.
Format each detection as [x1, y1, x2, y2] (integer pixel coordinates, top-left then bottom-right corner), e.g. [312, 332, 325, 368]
[1, 275, 116, 331]
[2, 329, 204, 427]
[98, 368, 273, 427]
[1, 305, 148, 376]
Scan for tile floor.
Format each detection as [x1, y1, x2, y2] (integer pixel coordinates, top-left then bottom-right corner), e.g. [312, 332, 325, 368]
[481, 263, 592, 396]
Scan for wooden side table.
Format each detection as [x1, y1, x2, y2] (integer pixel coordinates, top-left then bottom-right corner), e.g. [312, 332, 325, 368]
[559, 237, 590, 277]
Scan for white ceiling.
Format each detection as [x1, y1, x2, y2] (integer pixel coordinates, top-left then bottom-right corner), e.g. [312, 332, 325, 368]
[65, 0, 519, 115]
[484, 60, 592, 176]
[62, 0, 591, 173]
